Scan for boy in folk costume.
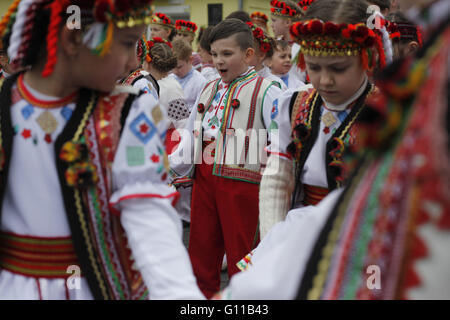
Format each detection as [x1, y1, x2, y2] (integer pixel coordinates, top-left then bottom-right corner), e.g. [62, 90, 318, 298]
[148, 12, 175, 42]
[171, 39, 207, 113]
[169, 18, 282, 298]
[174, 20, 202, 72]
[247, 22, 288, 92]
[121, 37, 159, 100]
[269, 0, 307, 84]
[258, 0, 391, 239]
[0, 0, 202, 300]
[267, 39, 305, 90]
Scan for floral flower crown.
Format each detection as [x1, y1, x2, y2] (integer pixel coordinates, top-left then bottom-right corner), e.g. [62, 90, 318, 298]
[250, 11, 269, 23]
[246, 22, 272, 54]
[297, 0, 316, 13]
[386, 21, 423, 47]
[290, 19, 386, 71]
[145, 37, 172, 63]
[0, 0, 153, 78]
[150, 12, 174, 29]
[175, 20, 198, 35]
[136, 36, 148, 66]
[270, 0, 302, 19]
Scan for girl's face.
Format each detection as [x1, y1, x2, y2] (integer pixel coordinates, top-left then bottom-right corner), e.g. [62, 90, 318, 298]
[149, 25, 172, 41]
[210, 35, 254, 83]
[74, 25, 146, 92]
[268, 46, 292, 75]
[304, 54, 366, 105]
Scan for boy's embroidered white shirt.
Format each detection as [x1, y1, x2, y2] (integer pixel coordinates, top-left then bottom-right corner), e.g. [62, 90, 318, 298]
[168, 67, 282, 179]
[171, 68, 207, 112]
[201, 67, 278, 140]
[257, 66, 288, 91]
[275, 71, 305, 91]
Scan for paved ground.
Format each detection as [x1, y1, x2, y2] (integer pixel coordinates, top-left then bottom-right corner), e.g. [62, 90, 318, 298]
[182, 222, 229, 290]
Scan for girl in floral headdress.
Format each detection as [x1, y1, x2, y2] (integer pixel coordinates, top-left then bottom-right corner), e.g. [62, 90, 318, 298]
[0, 0, 202, 300]
[258, 0, 392, 239]
[121, 36, 159, 100]
[247, 21, 288, 91]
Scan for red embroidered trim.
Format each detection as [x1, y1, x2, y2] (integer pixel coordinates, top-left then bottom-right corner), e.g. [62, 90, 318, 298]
[110, 192, 181, 214]
[17, 74, 77, 109]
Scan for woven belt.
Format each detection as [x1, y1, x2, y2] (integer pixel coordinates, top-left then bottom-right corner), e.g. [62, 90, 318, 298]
[303, 184, 330, 206]
[0, 231, 80, 279]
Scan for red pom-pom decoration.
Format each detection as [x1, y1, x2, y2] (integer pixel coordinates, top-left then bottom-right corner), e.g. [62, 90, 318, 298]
[231, 99, 240, 109]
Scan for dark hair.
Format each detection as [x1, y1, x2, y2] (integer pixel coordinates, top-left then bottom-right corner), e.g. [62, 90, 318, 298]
[207, 18, 253, 52]
[150, 42, 177, 73]
[386, 11, 420, 44]
[226, 10, 252, 23]
[199, 26, 214, 51]
[274, 39, 290, 51]
[303, 0, 370, 24]
[367, 0, 391, 11]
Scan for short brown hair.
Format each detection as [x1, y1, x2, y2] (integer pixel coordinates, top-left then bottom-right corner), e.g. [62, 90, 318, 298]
[274, 39, 290, 52]
[207, 18, 253, 52]
[172, 39, 192, 62]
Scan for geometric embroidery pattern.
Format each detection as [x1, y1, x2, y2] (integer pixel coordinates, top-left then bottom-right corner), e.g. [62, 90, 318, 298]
[21, 104, 34, 120]
[271, 99, 279, 120]
[36, 110, 58, 134]
[129, 112, 157, 144]
[126, 146, 146, 167]
[61, 106, 73, 122]
[168, 99, 189, 121]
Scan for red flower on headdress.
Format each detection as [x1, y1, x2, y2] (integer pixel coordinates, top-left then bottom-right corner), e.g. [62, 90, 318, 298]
[309, 19, 323, 35]
[353, 25, 369, 43]
[364, 29, 376, 47]
[324, 22, 340, 36]
[261, 42, 271, 53]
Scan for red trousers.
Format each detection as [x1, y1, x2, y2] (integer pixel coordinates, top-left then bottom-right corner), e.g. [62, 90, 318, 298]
[188, 163, 260, 299]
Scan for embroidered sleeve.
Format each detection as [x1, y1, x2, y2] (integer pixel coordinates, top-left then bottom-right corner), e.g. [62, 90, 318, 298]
[133, 78, 158, 100]
[265, 88, 296, 160]
[110, 93, 178, 209]
[167, 94, 199, 180]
